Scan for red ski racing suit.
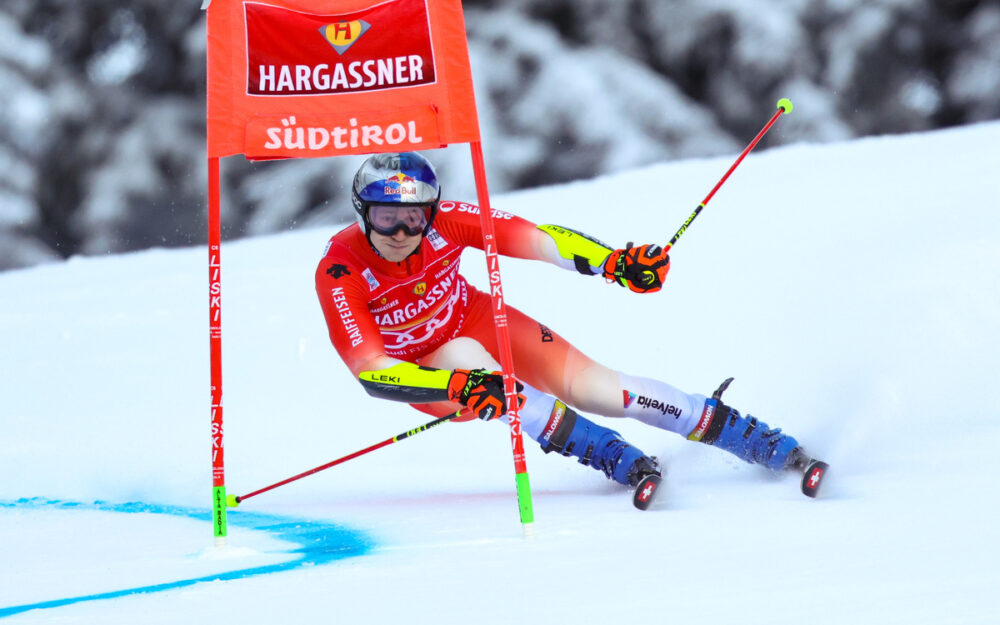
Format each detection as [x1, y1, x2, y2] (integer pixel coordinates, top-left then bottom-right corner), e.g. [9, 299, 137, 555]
[316, 201, 614, 421]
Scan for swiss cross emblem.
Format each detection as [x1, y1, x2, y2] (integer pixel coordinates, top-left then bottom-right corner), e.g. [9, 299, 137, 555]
[638, 482, 656, 502]
[808, 467, 824, 488]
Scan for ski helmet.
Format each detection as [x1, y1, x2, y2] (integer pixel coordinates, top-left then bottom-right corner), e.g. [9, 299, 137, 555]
[351, 152, 441, 239]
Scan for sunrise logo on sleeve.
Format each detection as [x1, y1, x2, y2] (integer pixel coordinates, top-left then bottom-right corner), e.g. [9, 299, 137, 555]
[245, 0, 436, 96]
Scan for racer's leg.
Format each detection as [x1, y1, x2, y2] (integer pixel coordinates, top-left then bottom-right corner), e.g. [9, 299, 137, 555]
[415, 337, 552, 437]
[415, 290, 801, 472]
[415, 336, 657, 486]
[462, 295, 802, 471]
[500, 303, 709, 436]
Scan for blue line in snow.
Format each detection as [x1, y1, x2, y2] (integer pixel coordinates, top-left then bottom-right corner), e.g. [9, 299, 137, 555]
[0, 497, 374, 618]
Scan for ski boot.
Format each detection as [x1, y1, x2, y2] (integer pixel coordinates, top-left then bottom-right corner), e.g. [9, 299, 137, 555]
[689, 378, 828, 497]
[537, 400, 659, 487]
[688, 377, 800, 470]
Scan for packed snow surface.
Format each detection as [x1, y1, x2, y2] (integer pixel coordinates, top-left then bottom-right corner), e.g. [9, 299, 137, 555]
[2, 123, 998, 623]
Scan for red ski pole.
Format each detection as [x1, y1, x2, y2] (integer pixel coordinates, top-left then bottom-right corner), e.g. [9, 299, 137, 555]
[664, 98, 793, 253]
[227, 411, 462, 506]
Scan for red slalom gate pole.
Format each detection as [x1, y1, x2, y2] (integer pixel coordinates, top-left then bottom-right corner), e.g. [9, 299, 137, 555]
[470, 141, 534, 536]
[229, 412, 462, 506]
[207, 156, 227, 546]
[664, 98, 793, 253]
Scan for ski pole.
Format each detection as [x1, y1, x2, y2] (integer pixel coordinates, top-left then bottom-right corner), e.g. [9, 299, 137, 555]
[226, 411, 462, 507]
[664, 98, 793, 253]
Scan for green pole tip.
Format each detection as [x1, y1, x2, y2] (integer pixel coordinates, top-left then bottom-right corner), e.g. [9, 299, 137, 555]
[226, 494, 240, 508]
[777, 98, 794, 114]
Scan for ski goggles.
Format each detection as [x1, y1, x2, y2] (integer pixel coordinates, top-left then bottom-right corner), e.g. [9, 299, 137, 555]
[366, 203, 433, 237]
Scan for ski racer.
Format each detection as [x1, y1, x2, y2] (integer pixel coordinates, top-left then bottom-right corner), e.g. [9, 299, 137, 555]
[316, 151, 815, 496]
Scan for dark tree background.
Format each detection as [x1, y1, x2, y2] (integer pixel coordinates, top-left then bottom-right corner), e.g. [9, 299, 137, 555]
[1, 0, 998, 269]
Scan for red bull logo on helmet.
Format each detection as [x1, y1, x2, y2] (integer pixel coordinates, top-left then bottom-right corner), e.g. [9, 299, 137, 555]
[383, 173, 418, 196]
[385, 173, 416, 185]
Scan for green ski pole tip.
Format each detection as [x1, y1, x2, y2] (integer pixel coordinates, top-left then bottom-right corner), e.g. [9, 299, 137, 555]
[777, 98, 794, 113]
[226, 494, 240, 508]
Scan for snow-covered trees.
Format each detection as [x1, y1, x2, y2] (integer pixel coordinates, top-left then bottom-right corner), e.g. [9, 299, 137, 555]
[1, 1, 997, 269]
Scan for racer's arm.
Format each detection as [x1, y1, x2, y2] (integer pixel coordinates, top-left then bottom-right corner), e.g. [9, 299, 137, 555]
[432, 205, 670, 293]
[535, 224, 671, 293]
[358, 361, 520, 421]
[315, 250, 519, 420]
[315, 258, 389, 377]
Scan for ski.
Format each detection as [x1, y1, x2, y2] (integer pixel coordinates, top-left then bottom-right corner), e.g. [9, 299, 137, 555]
[799, 459, 829, 498]
[632, 473, 663, 510]
[790, 448, 829, 498]
[788, 447, 830, 497]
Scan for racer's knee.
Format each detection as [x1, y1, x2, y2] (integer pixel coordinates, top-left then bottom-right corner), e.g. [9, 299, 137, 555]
[422, 337, 500, 371]
[567, 363, 627, 417]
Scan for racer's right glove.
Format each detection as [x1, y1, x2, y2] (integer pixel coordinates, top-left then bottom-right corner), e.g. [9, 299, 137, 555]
[447, 369, 524, 421]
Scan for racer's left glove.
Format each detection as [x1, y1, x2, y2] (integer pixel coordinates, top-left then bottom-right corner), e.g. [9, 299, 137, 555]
[602, 243, 670, 293]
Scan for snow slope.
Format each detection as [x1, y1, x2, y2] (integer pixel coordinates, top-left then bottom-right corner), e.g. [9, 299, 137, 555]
[2, 123, 999, 624]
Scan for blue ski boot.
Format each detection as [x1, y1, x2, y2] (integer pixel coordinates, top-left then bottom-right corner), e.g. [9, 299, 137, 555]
[537, 400, 659, 486]
[687, 378, 801, 470]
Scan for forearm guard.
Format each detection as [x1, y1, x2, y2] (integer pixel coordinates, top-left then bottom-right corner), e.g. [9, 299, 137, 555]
[537, 224, 614, 276]
[358, 362, 453, 403]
